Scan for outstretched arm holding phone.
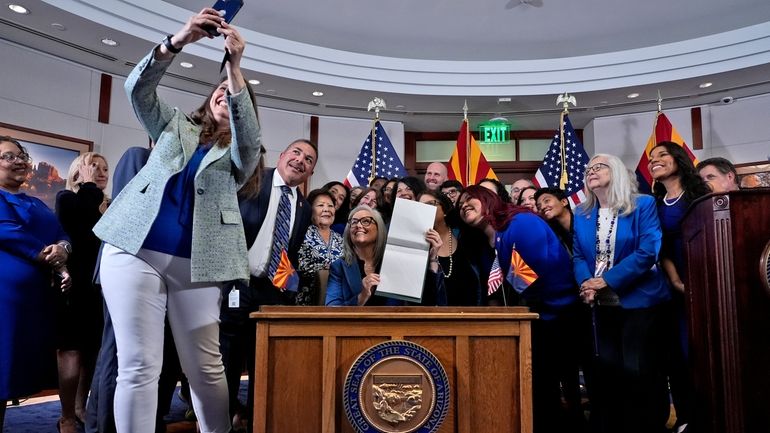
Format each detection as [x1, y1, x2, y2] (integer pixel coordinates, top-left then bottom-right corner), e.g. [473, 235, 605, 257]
[157, 8, 247, 95]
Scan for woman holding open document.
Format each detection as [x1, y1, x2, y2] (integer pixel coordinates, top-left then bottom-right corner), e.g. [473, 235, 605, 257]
[325, 206, 446, 306]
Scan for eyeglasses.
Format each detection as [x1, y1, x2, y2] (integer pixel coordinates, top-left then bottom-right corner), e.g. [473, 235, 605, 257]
[0, 152, 32, 164]
[584, 162, 609, 176]
[442, 188, 459, 197]
[349, 216, 376, 228]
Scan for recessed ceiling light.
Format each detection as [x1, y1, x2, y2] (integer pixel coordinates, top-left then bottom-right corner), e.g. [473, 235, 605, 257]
[101, 38, 118, 47]
[627, 93, 640, 99]
[498, 97, 512, 103]
[8, 4, 29, 14]
[265, 89, 277, 94]
[50, 23, 66, 31]
[248, 79, 260, 85]
[599, 101, 608, 105]
[395, 104, 405, 109]
[699, 82, 713, 89]
[179, 62, 194, 69]
[312, 91, 324, 97]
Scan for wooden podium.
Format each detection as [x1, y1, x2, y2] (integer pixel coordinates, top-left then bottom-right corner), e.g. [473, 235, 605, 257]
[250, 306, 537, 433]
[681, 189, 770, 433]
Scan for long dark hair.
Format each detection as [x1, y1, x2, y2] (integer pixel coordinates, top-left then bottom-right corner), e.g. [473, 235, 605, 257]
[322, 181, 350, 225]
[650, 141, 710, 204]
[190, 79, 258, 148]
[462, 185, 532, 231]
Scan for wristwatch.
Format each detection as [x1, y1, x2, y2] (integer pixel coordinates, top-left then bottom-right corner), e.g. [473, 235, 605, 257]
[162, 34, 182, 54]
[58, 241, 73, 255]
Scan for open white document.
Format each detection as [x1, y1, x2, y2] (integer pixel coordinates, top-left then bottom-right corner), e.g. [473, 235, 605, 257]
[376, 198, 437, 303]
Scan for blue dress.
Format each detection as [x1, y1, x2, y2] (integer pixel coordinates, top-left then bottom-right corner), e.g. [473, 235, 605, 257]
[0, 189, 68, 399]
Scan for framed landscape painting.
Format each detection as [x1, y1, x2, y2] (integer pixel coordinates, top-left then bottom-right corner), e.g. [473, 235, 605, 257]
[0, 122, 92, 209]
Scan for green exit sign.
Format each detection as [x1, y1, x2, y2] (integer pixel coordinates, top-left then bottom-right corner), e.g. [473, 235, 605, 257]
[478, 121, 510, 143]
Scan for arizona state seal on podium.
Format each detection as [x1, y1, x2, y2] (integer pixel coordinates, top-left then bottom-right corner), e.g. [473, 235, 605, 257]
[343, 340, 450, 433]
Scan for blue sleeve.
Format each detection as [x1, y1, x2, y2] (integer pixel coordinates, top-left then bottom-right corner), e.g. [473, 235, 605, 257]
[572, 211, 594, 285]
[602, 196, 662, 294]
[497, 214, 556, 289]
[0, 196, 48, 261]
[325, 259, 347, 306]
[112, 147, 150, 197]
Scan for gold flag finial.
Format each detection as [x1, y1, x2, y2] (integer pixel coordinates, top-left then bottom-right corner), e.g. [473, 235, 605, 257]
[463, 100, 468, 121]
[657, 90, 663, 113]
[556, 92, 577, 114]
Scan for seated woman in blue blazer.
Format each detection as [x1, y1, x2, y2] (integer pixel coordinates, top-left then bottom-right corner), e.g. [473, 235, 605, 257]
[325, 206, 446, 306]
[573, 153, 671, 433]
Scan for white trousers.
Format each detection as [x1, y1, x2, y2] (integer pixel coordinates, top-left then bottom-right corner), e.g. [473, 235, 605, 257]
[100, 244, 230, 433]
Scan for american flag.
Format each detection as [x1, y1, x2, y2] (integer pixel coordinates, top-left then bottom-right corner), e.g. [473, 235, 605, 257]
[344, 121, 408, 187]
[487, 253, 503, 295]
[533, 114, 590, 208]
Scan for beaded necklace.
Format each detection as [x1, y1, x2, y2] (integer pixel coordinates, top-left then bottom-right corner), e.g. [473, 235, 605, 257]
[442, 233, 454, 278]
[594, 208, 618, 269]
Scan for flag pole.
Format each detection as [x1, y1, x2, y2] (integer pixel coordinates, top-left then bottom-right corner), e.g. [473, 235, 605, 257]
[556, 92, 576, 190]
[367, 97, 387, 184]
[463, 100, 470, 186]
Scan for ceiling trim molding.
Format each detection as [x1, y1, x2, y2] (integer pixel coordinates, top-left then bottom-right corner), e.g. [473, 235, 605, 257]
[44, 0, 770, 95]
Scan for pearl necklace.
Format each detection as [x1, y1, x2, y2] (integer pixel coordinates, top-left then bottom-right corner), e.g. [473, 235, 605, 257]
[663, 190, 685, 207]
[442, 234, 454, 278]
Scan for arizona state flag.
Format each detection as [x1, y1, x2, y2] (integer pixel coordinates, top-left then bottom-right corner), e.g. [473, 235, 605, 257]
[506, 248, 538, 294]
[635, 112, 699, 194]
[271, 249, 299, 292]
[447, 119, 497, 187]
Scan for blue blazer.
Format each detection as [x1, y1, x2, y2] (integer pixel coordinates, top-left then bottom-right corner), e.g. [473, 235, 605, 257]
[495, 212, 578, 320]
[573, 194, 670, 309]
[325, 258, 447, 306]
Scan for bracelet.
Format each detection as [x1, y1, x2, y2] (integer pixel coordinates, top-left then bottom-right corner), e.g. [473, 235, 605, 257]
[162, 35, 182, 54]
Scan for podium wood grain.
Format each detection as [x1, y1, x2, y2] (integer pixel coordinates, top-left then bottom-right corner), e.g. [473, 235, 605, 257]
[682, 190, 770, 433]
[250, 306, 536, 433]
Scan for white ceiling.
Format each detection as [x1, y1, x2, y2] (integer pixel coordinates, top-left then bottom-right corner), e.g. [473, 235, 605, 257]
[3, 0, 770, 131]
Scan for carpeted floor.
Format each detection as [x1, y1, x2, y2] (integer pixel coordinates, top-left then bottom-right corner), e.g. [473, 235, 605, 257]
[3, 381, 248, 433]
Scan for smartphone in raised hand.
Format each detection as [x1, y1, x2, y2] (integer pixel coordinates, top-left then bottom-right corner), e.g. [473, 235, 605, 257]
[205, 0, 244, 37]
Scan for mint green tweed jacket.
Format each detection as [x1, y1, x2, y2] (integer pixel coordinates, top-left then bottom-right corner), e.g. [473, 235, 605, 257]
[93, 49, 261, 283]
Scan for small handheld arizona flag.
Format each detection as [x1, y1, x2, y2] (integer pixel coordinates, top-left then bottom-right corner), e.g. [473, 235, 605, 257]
[506, 247, 538, 294]
[272, 249, 299, 292]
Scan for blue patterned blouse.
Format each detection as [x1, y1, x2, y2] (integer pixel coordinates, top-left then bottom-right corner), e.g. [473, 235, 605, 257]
[296, 225, 344, 305]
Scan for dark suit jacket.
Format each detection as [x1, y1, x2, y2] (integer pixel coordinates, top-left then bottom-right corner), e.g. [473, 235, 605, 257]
[234, 168, 311, 308]
[240, 168, 310, 266]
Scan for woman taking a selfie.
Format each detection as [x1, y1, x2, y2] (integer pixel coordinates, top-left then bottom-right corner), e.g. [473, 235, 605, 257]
[93, 8, 261, 433]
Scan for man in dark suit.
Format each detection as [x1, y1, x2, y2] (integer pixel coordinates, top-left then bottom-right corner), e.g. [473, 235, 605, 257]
[220, 139, 316, 431]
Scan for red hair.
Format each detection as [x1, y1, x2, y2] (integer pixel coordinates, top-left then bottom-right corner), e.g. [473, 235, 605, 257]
[462, 185, 533, 231]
